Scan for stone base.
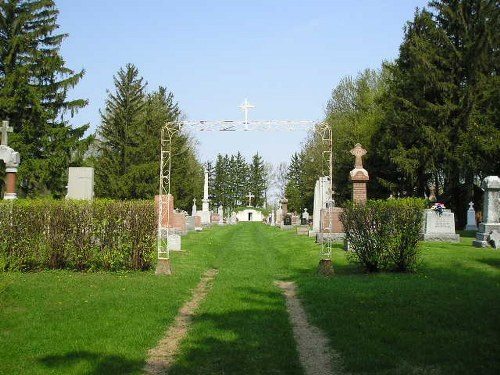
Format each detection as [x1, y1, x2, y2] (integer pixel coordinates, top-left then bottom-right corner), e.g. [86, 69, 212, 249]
[317, 259, 334, 276]
[423, 233, 460, 242]
[308, 230, 316, 238]
[316, 232, 345, 243]
[296, 226, 309, 236]
[473, 223, 500, 248]
[155, 259, 172, 275]
[3, 192, 17, 200]
[465, 225, 478, 231]
[281, 225, 293, 230]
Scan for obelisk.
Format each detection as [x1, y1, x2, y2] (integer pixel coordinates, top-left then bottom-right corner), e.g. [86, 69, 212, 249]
[201, 169, 211, 224]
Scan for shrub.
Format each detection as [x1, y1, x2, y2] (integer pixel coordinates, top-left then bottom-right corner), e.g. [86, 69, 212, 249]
[0, 199, 156, 272]
[341, 198, 425, 272]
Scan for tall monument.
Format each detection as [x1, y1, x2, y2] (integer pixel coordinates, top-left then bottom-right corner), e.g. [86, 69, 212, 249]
[200, 169, 211, 224]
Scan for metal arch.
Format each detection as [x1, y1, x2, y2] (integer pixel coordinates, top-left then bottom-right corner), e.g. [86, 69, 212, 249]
[157, 119, 330, 263]
[318, 121, 334, 260]
[157, 121, 182, 260]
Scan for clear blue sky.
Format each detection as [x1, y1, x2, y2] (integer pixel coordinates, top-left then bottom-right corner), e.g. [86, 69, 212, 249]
[56, 0, 429, 166]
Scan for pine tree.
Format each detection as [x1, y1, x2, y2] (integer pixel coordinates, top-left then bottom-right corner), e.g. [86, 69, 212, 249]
[248, 153, 266, 207]
[94, 64, 146, 199]
[0, 0, 90, 197]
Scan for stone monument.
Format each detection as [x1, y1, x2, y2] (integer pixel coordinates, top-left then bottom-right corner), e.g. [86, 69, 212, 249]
[192, 198, 197, 216]
[473, 176, 500, 248]
[465, 202, 478, 231]
[0, 120, 20, 200]
[312, 176, 330, 234]
[218, 205, 224, 224]
[422, 207, 460, 242]
[66, 167, 94, 200]
[200, 169, 211, 225]
[349, 143, 369, 203]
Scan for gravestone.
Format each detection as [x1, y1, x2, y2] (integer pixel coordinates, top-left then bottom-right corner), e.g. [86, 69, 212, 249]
[201, 169, 211, 225]
[349, 143, 369, 203]
[489, 230, 500, 249]
[192, 198, 197, 216]
[186, 216, 195, 231]
[66, 167, 94, 200]
[218, 205, 224, 225]
[282, 214, 293, 230]
[296, 226, 309, 235]
[312, 177, 330, 234]
[473, 176, 500, 248]
[168, 234, 182, 251]
[301, 208, 309, 225]
[465, 202, 478, 231]
[276, 207, 283, 226]
[423, 209, 460, 242]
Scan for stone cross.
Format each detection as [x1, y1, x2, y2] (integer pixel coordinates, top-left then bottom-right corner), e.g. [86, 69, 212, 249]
[1, 120, 13, 146]
[350, 143, 367, 169]
[246, 192, 255, 207]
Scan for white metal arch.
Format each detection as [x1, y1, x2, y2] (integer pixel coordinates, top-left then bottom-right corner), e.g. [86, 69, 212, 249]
[157, 120, 333, 273]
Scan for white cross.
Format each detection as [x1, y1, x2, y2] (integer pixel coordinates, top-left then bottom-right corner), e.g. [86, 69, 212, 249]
[246, 192, 255, 207]
[1, 120, 13, 146]
[238, 98, 255, 124]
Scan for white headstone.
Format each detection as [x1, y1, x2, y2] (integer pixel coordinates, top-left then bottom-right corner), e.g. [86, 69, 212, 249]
[473, 176, 500, 247]
[423, 209, 460, 242]
[66, 167, 94, 200]
[168, 234, 181, 251]
[192, 198, 197, 216]
[465, 202, 478, 231]
[312, 177, 330, 233]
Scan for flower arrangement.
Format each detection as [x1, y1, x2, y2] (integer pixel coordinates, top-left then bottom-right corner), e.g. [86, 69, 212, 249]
[431, 202, 445, 215]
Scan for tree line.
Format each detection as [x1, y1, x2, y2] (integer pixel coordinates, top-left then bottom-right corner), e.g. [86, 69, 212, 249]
[0, 0, 202, 210]
[209, 152, 268, 213]
[285, 0, 499, 227]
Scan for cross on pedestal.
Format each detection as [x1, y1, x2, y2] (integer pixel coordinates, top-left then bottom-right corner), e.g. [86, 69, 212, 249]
[1, 120, 13, 146]
[246, 192, 255, 207]
[350, 143, 367, 169]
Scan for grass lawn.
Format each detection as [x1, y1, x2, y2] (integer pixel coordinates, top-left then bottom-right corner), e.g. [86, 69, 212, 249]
[1, 224, 500, 374]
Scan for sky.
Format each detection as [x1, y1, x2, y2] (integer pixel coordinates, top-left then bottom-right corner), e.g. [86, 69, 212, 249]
[56, 0, 430, 166]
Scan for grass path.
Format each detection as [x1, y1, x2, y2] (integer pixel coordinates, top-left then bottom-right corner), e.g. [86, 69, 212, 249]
[167, 222, 308, 374]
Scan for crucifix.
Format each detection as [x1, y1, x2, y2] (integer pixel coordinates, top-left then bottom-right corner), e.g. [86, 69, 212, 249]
[350, 143, 367, 169]
[238, 98, 255, 124]
[246, 192, 255, 207]
[1, 120, 13, 146]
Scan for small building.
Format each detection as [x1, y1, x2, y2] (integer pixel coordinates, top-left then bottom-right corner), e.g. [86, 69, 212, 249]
[236, 208, 264, 222]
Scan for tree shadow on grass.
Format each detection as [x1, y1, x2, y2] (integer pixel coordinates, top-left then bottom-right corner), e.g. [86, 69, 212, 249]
[478, 257, 500, 269]
[39, 351, 142, 375]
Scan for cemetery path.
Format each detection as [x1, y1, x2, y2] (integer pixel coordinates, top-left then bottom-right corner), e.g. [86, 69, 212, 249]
[158, 223, 342, 375]
[144, 268, 219, 375]
[276, 280, 341, 375]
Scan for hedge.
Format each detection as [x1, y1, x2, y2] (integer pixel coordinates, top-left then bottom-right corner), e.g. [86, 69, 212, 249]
[0, 199, 156, 271]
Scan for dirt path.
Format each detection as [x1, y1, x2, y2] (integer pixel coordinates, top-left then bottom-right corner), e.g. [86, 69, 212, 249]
[276, 280, 343, 375]
[144, 268, 219, 375]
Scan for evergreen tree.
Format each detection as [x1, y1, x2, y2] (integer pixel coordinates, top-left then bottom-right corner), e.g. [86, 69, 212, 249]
[374, 0, 499, 224]
[248, 153, 266, 207]
[233, 151, 248, 206]
[94, 64, 146, 199]
[0, 0, 90, 197]
[285, 152, 305, 212]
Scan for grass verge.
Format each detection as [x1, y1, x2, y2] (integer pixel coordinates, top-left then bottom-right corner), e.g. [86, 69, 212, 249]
[1, 225, 499, 374]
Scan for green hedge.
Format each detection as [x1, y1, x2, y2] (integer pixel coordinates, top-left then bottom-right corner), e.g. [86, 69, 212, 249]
[0, 199, 156, 272]
[340, 198, 426, 272]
